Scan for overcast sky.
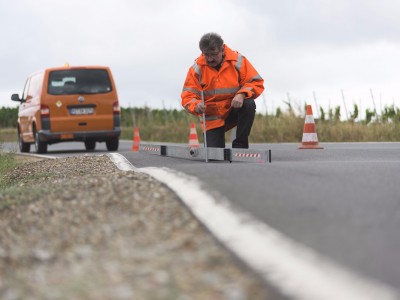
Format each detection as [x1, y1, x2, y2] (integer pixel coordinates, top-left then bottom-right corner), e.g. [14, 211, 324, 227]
[1, 0, 399, 118]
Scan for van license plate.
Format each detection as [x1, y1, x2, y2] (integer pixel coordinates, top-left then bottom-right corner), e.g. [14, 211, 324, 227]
[70, 107, 94, 115]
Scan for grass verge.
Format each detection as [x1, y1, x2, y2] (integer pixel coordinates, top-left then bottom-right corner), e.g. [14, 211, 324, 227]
[2, 114, 400, 145]
[0, 150, 19, 181]
[0, 145, 49, 211]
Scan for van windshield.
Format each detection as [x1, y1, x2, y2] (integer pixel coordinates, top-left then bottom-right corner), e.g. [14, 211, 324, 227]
[48, 69, 112, 95]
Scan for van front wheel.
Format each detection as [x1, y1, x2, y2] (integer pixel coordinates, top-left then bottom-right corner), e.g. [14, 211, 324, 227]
[33, 127, 48, 154]
[106, 138, 119, 151]
[18, 128, 31, 153]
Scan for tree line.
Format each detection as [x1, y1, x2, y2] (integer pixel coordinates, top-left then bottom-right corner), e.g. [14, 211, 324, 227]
[0, 107, 18, 128]
[1, 104, 400, 128]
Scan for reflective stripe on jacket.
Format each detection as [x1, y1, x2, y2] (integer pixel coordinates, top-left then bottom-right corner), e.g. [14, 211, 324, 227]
[181, 44, 264, 131]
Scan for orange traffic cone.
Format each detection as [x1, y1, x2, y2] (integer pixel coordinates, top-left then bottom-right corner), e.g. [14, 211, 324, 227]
[132, 127, 140, 151]
[299, 105, 323, 149]
[188, 122, 200, 148]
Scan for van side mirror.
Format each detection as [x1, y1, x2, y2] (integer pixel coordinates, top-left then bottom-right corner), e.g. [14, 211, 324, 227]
[11, 94, 22, 102]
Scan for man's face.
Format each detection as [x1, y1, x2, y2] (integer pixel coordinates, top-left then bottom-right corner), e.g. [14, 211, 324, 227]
[203, 47, 223, 68]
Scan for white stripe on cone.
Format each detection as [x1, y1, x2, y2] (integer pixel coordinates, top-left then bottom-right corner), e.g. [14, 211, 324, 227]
[305, 115, 315, 124]
[302, 133, 319, 143]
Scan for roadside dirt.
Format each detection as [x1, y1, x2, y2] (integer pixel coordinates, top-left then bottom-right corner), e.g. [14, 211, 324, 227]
[0, 155, 270, 300]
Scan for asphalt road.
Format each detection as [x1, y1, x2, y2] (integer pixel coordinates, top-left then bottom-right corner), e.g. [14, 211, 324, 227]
[5, 140, 400, 294]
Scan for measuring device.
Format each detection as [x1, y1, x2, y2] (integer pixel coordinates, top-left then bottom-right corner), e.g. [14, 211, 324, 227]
[200, 87, 208, 163]
[139, 143, 272, 163]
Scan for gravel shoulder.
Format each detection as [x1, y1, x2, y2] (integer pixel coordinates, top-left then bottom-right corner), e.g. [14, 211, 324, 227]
[0, 155, 270, 300]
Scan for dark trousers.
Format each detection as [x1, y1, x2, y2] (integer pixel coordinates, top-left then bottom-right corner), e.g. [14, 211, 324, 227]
[205, 99, 256, 148]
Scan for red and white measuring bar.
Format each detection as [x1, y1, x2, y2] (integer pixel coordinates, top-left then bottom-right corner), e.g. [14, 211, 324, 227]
[139, 143, 271, 163]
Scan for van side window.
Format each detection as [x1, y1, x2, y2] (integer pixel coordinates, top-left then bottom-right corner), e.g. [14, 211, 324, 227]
[27, 72, 45, 99]
[48, 69, 112, 95]
[22, 78, 30, 101]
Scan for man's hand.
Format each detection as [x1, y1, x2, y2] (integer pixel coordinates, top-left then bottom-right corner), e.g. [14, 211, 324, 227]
[231, 93, 245, 109]
[195, 102, 206, 114]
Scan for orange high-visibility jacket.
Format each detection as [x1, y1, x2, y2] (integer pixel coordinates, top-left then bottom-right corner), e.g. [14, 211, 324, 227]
[181, 44, 264, 131]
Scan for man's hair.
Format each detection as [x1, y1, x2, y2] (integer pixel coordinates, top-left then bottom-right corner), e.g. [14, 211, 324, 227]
[199, 32, 224, 52]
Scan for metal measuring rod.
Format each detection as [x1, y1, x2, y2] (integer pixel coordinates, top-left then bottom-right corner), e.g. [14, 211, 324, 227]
[200, 87, 208, 163]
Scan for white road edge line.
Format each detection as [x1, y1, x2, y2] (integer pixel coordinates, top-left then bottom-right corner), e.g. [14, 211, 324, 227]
[107, 153, 399, 300]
